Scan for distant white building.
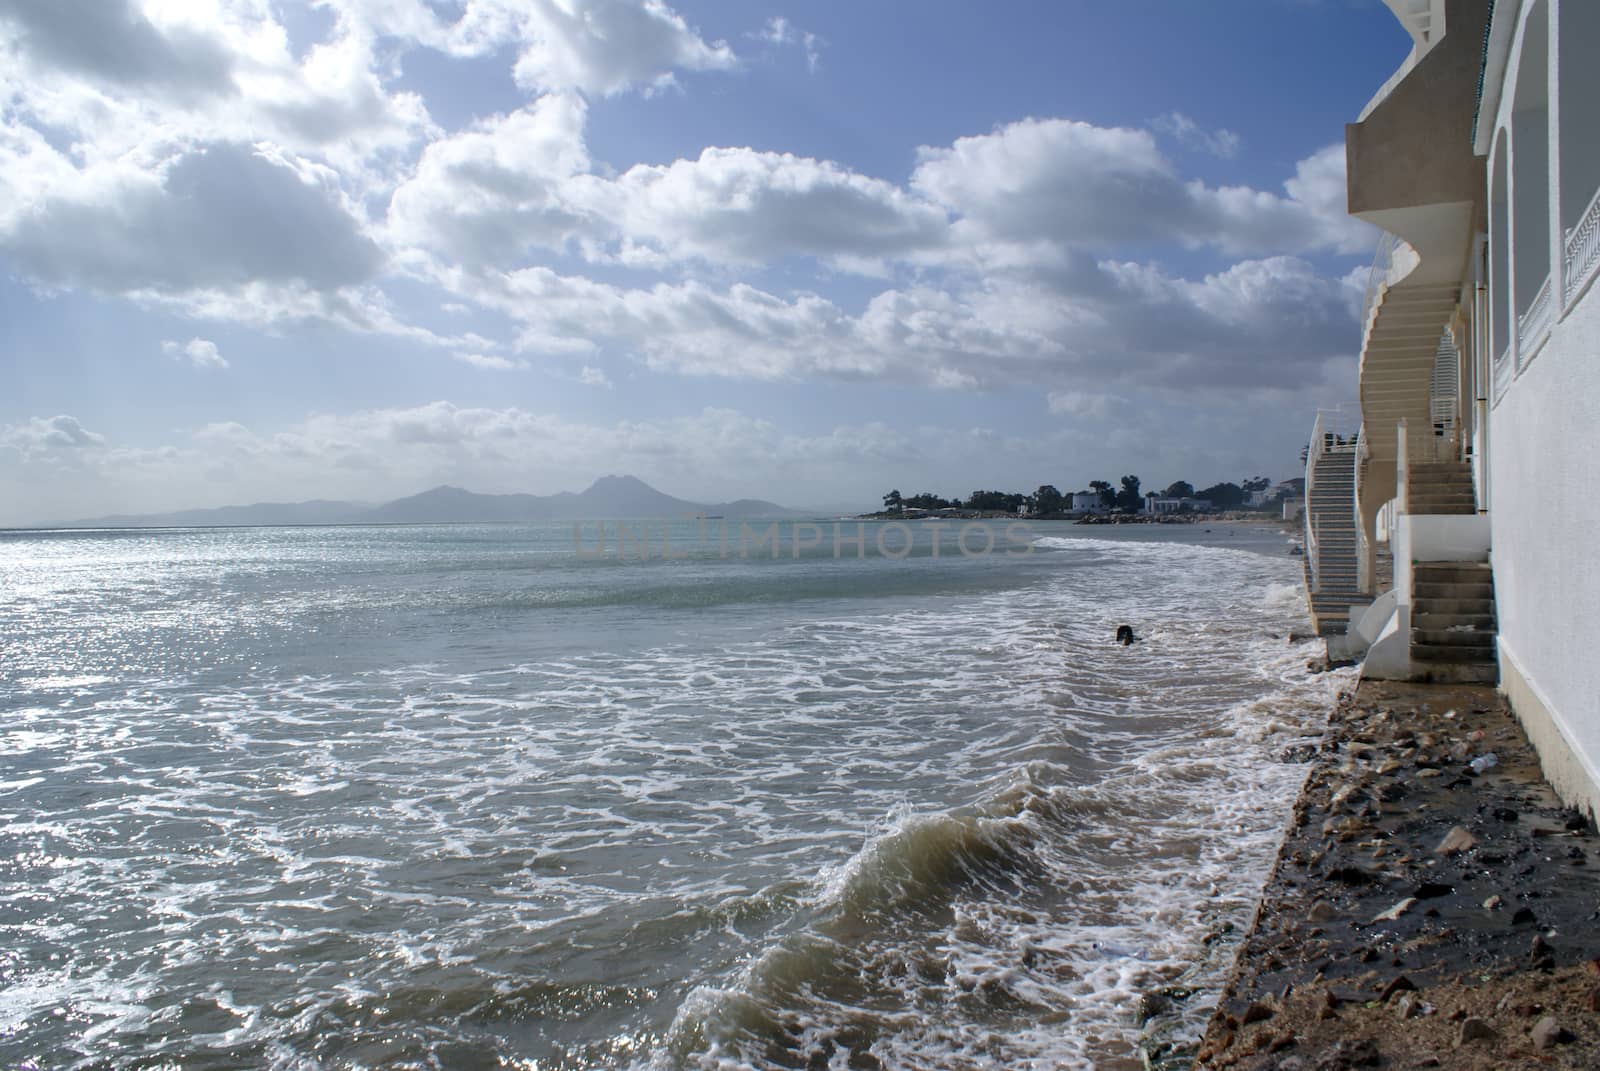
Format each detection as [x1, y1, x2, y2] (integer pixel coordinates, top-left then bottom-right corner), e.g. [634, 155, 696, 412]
[1144, 494, 1213, 514]
[1070, 492, 1107, 513]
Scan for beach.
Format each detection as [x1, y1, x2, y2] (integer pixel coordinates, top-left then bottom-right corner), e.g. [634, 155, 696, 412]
[1192, 680, 1600, 1070]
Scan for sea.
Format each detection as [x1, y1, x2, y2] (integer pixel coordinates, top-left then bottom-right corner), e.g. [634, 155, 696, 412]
[0, 518, 1344, 1070]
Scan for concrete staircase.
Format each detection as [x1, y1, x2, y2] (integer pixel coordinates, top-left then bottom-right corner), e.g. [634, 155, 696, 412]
[1406, 459, 1496, 683]
[1410, 561, 1497, 683]
[1407, 460, 1476, 514]
[1305, 449, 1364, 635]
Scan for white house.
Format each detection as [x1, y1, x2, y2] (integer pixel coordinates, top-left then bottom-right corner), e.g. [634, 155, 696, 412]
[1319, 0, 1600, 817]
[1070, 492, 1107, 513]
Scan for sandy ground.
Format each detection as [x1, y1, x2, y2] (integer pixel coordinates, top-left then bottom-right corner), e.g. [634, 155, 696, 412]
[1187, 680, 1600, 1070]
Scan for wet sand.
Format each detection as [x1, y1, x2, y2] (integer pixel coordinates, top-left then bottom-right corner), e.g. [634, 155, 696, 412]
[1190, 679, 1600, 1070]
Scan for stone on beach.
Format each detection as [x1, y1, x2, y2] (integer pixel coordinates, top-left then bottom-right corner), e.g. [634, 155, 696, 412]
[1435, 826, 1476, 855]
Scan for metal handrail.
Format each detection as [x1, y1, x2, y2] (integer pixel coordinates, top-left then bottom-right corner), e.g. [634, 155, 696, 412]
[1362, 232, 1401, 337]
[1354, 425, 1372, 595]
[1396, 419, 1410, 517]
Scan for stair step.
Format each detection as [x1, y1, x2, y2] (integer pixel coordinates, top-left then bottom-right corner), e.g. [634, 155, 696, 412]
[1413, 597, 1495, 615]
[1413, 612, 1497, 630]
[1412, 662, 1499, 684]
[1412, 628, 1497, 647]
[1414, 581, 1493, 600]
[1412, 642, 1498, 664]
[1414, 563, 1491, 581]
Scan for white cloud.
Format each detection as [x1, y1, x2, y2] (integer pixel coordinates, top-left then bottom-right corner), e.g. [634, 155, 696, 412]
[452, 351, 527, 370]
[0, 139, 384, 299]
[578, 147, 950, 269]
[1149, 112, 1241, 159]
[162, 337, 228, 368]
[0, 414, 106, 457]
[912, 118, 1373, 256]
[386, 94, 591, 266]
[754, 16, 822, 72]
[579, 365, 612, 387]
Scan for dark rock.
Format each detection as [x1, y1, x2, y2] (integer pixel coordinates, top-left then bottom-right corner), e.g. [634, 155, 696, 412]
[1456, 1017, 1498, 1044]
[1311, 1037, 1381, 1069]
[1242, 1000, 1275, 1025]
[1379, 974, 1416, 1002]
[1414, 881, 1452, 900]
[1327, 865, 1376, 886]
[1511, 907, 1537, 926]
[1491, 806, 1519, 822]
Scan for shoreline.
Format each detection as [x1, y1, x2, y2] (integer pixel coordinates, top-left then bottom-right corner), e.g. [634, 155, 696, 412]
[1181, 679, 1600, 1070]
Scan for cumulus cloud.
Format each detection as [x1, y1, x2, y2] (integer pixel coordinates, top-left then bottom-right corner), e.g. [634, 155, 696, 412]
[163, 337, 228, 368]
[1, 140, 384, 299]
[0, 414, 106, 456]
[913, 118, 1373, 256]
[386, 94, 591, 266]
[579, 365, 612, 387]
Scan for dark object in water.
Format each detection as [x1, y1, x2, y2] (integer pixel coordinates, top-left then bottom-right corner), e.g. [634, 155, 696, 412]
[1115, 625, 1138, 646]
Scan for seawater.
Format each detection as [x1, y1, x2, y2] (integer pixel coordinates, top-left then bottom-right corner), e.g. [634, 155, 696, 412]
[0, 520, 1344, 1070]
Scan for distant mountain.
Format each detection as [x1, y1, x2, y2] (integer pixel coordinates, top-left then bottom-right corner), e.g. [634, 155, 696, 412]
[370, 475, 796, 523]
[48, 477, 800, 528]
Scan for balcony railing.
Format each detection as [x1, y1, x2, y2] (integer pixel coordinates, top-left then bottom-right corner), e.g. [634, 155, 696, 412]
[1516, 275, 1553, 364]
[1493, 344, 1514, 402]
[1565, 182, 1600, 307]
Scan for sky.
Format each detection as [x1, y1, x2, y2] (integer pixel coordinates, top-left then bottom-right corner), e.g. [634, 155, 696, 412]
[0, 0, 1414, 524]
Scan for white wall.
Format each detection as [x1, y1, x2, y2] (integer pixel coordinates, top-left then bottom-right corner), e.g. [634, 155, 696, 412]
[1490, 263, 1600, 812]
[1487, 0, 1600, 813]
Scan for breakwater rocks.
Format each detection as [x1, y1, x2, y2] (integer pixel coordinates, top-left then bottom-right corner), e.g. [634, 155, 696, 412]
[1191, 680, 1600, 1070]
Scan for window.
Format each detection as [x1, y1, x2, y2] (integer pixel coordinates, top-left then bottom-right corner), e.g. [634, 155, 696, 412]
[1491, 133, 1513, 400]
[1512, 0, 1552, 362]
[1560, 0, 1600, 304]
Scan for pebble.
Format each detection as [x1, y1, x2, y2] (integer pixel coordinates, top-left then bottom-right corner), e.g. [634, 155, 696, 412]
[1371, 898, 1416, 923]
[1435, 826, 1477, 855]
[1531, 1015, 1574, 1049]
[1482, 894, 1503, 910]
[1456, 1016, 1498, 1044]
[1307, 899, 1337, 923]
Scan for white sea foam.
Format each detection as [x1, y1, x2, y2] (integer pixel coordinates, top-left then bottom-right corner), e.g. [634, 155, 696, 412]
[0, 525, 1338, 1070]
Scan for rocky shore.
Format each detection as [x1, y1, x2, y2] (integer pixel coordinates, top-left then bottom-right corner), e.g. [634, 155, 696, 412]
[1186, 679, 1600, 1070]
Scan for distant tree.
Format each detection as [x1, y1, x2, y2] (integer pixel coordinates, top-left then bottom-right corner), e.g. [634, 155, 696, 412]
[965, 490, 1020, 512]
[1198, 481, 1244, 508]
[904, 492, 951, 510]
[1089, 479, 1115, 507]
[883, 489, 903, 513]
[1033, 484, 1065, 515]
[1116, 475, 1142, 512]
[1162, 480, 1195, 499]
[1241, 476, 1272, 494]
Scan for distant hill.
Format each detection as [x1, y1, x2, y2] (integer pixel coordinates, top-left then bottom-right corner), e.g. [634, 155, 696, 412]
[50, 476, 800, 528]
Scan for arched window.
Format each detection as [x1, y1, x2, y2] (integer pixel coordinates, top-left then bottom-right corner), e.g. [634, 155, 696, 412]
[1491, 132, 1512, 398]
[1512, 0, 1551, 362]
[1560, 0, 1600, 304]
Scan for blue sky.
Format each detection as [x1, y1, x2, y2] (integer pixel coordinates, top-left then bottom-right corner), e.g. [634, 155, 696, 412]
[0, 0, 1411, 523]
